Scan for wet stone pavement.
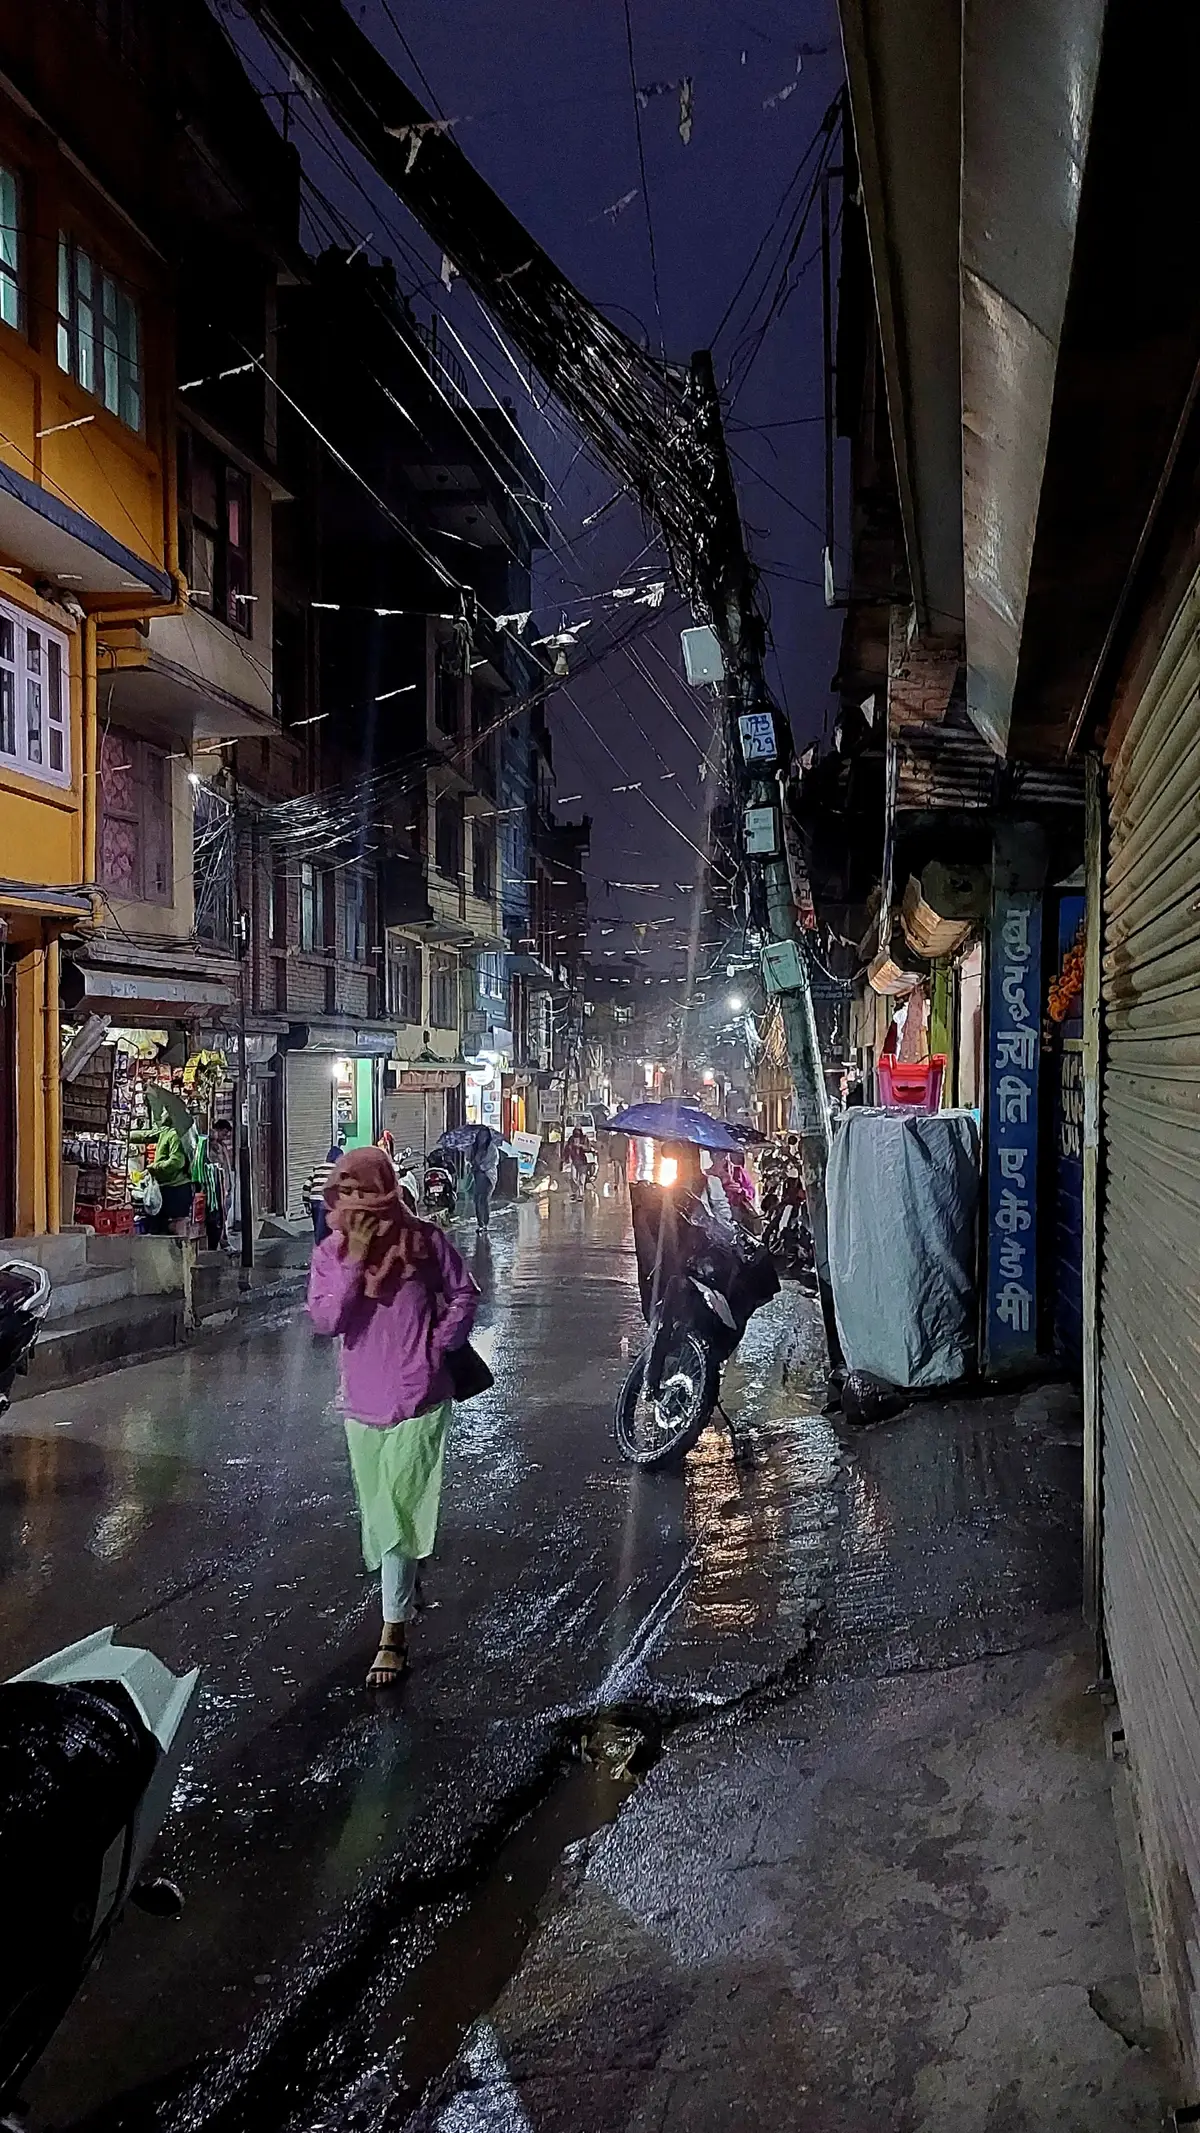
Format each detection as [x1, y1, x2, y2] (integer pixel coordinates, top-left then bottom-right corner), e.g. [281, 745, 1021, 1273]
[1, 1193, 831, 2131]
[0, 1195, 1165, 2130]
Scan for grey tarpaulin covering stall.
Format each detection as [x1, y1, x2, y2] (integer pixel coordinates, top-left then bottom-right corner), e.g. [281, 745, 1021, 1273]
[827, 1109, 980, 1389]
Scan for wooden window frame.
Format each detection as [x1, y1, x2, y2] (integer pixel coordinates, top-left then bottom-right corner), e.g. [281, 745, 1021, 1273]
[0, 163, 22, 332]
[299, 859, 325, 952]
[0, 599, 71, 788]
[435, 792, 462, 881]
[429, 950, 459, 1031]
[387, 936, 421, 1023]
[57, 231, 143, 432]
[98, 727, 172, 904]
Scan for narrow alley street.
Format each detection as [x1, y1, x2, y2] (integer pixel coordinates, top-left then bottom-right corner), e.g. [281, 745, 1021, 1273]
[1, 1195, 827, 2131]
[2, 1196, 1163, 2131]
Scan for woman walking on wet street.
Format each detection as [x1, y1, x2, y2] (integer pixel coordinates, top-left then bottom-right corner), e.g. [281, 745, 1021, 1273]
[307, 1147, 478, 1688]
[468, 1125, 499, 1231]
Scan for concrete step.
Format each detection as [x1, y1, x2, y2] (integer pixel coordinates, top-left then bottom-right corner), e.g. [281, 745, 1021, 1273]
[16, 1293, 185, 1398]
[45, 1266, 141, 1322]
[0, 1232, 90, 1283]
[191, 1258, 308, 1327]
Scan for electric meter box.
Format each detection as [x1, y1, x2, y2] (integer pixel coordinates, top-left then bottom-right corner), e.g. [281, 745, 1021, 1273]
[743, 803, 780, 856]
[680, 625, 725, 684]
[761, 939, 806, 993]
[738, 710, 778, 763]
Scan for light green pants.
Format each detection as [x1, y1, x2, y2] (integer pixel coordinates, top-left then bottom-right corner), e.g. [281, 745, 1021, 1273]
[344, 1401, 452, 1573]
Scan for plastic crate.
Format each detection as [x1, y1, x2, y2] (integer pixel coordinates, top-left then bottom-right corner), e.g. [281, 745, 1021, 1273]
[76, 1204, 136, 1235]
[875, 1054, 947, 1112]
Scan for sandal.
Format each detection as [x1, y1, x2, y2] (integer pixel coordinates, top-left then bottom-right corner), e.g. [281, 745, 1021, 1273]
[366, 1634, 408, 1690]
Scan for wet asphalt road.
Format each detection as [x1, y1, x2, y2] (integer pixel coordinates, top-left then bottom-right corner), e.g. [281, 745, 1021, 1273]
[0, 1192, 827, 2132]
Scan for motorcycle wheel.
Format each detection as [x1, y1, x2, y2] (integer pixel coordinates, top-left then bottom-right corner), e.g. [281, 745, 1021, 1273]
[614, 1331, 720, 1467]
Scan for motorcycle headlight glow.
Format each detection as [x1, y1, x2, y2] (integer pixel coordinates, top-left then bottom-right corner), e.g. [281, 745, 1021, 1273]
[657, 1155, 678, 1187]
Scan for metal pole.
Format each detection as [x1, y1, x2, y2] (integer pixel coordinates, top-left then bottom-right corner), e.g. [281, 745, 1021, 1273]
[232, 749, 254, 1272]
[821, 170, 835, 602]
[688, 348, 841, 1367]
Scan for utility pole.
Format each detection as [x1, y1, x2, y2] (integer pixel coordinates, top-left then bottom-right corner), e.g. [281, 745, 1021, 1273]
[688, 353, 839, 1364]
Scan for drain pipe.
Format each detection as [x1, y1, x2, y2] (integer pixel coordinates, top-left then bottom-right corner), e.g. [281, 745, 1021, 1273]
[43, 935, 61, 1235]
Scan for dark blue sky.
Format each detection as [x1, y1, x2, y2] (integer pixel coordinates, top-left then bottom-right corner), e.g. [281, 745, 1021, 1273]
[227, 0, 843, 972]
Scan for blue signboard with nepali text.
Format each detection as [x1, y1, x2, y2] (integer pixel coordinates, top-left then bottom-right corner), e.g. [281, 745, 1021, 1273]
[984, 889, 1043, 1371]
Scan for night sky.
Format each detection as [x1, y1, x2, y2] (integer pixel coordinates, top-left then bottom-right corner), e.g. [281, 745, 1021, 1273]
[225, 0, 843, 980]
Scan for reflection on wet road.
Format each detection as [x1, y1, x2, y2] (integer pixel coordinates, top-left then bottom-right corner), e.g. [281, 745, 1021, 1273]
[0, 1193, 831, 2130]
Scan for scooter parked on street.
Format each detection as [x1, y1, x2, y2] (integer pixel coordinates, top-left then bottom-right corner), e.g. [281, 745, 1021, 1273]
[422, 1155, 458, 1219]
[0, 1629, 199, 2118]
[615, 1163, 780, 1467]
[759, 1143, 816, 1287]
[0, 1259, 51, 1414]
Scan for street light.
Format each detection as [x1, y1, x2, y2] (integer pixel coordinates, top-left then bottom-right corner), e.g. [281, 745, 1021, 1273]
[727, 992, 744, 1012]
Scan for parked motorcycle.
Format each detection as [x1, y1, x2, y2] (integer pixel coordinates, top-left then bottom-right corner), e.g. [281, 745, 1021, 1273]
[0, 1628, 199, 2116]
[614, 1175, 780, 1466]
[759, 1144, 816, 1286]
[422, 1156, 458, 1219]
[0, 1259, 52, 1414]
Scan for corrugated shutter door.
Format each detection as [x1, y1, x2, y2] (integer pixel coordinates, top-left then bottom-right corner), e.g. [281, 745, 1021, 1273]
[1102, 561, 1200, 2081]
[382, 1090, 430, 1158]
[285, 1053, 333, 1217]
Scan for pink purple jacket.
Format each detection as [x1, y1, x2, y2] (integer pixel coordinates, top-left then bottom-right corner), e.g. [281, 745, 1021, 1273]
[307, 1228, 479, 1427]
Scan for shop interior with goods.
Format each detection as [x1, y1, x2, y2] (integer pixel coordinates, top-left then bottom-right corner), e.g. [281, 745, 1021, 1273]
[60, 1022, 232, 1238]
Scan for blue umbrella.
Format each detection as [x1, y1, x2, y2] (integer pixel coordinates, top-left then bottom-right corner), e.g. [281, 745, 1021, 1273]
[435, 1125, 508, 1155]
[609, 1102, 743, 1152]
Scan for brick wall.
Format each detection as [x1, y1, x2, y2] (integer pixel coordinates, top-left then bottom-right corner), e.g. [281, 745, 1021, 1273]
[287, 957, 327, 1015]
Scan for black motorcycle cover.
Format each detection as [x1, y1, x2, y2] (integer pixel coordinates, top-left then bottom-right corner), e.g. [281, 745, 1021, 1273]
[0, 1680, 158, 2097]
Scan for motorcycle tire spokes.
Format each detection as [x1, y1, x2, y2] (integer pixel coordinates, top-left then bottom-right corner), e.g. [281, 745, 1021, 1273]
[614, 1330, 719, 1466]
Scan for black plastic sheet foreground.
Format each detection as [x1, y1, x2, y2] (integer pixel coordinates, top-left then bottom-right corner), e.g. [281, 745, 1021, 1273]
[0, 1681, 158, 2096]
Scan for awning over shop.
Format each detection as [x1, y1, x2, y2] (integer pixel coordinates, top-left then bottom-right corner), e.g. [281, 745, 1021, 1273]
[61, 961, 236, 1019]
[506, 952, 556, 990]
[286, 1021, 397, 1057]
[0, 456, 173, 601]
[0, 878, 94, 922]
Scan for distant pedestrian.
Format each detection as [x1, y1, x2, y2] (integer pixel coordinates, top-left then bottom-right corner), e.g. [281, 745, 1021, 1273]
[564, 1125, 591, 1197]
[469, 1125, 499, 1230]
[307, 1147, 478, 1688]
[204, 1118, 235, 1251]
[605, 1130, 628, 1192]
[305, 1140, 343, 1245]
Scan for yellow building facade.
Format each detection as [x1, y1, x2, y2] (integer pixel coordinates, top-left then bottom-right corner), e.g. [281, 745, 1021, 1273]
[0, 92, 179, 1234]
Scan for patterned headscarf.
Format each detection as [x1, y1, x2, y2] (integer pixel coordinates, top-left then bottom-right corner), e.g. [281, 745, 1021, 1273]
[324, 1146, 431, 1297]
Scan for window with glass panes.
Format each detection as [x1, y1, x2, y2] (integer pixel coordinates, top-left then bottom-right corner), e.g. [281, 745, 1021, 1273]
[299, 861, 325, 952]
[56, 235, 142, 431]
[0, 166, 21, 330]
[387, 937, 421, 1023]
[472, 819, 495, 901]
[343, 871, 368, 962]
[178, 430, 252, 634]
[435, 793, 462, 879]
[429, 951, 459, 1030]
[0, 602, 69, 786]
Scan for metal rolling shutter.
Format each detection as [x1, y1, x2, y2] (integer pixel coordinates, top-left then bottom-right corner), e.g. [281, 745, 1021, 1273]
[381, 1089, 430, 1158]
[1102, 562, 1200, 2080]
[285, 1053, 333, 1217]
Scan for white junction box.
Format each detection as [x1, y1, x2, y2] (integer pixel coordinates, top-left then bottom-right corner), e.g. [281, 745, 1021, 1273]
[680, 624, 724, 685]
[744, 804, 780, 856]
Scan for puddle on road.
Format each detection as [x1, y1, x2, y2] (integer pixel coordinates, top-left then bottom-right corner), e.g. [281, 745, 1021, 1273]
[292, 1727, 646, 2131]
